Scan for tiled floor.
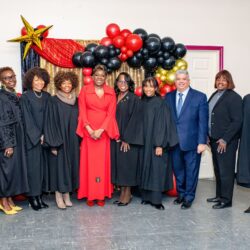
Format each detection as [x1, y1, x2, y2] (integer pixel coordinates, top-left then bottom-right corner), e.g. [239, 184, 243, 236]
[1, 180, 250, 250]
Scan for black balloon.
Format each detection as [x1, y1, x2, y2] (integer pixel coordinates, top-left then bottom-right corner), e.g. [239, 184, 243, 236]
[148, 33, 161, 40]
[108, 44, 115, 50]
[141, 48, 149, 59]
[162, 56, 176, 70]
[109, 57, 122, 70]
[108, 48, 116, 57]
[174, 43, 187, 58]
[115, 48, 121, 56]
[143, 57, 158, 71]
[133, 28, 148, 41]
[127, 55, 143, 68]
[86, 43, 98, 53]
[145, 37, 161, 55]
[161, 37, 175, 52]
[163, 51, 171, 60]
[80, 51, 95, 68]
[135, 52, 143, 60]
[156, 50, 163, 57]
[94, 45, 109, 59]
[72, 52, 83, 67]
[157, 56, 164, 64]
[100, 58, 109, 65]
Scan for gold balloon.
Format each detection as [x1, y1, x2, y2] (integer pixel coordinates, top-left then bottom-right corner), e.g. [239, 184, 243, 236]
[155, 73, 161, 78]
[175, 59, 188, 70]
[166, 70, 176, 85]
[160, 75, 167, 82]
[172, 66, 179, 72]
[159, 68, 168, 76]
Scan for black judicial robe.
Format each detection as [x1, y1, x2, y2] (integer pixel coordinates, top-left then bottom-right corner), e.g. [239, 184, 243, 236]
[0, 89, 29, 197]
[237, 94, 250, 187]
[20, 90, 50, 196]
[139, 96, 178, 192]
[111, 92, 143, 186]
[44, 96, 80, 193]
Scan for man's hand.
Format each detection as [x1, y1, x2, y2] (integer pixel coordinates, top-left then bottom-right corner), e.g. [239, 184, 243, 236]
[216, 139, 227, 154]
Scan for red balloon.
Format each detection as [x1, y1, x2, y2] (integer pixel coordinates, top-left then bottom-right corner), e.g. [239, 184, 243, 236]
[134, 86, 142, 97]
[121, 46, 127, 53]
[126, 49, 134, 58]
[112, 35, 125, 48]
[106, 23, 120, 39]
[83, 76, 94, 85]
[36, 24, 49, 37]
[21, 27, 27, 36]
[125, 34, 143, 52]
[100, 37, 113, 46]
[160, 84, 172, 97]
[171, 85, 177, 91]
[120, 29, 132, 38]
[166, 175, 178, 197]
[119, 53, 128, 62]
[83, 68, 92, 76]
[155, 77, 162, 86]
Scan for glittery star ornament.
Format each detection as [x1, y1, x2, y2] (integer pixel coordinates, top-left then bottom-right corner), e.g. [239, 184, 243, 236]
[8, 15, 53, 59]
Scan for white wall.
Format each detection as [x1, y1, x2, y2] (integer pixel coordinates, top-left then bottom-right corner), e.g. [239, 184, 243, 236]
[1, 0, 250, 95]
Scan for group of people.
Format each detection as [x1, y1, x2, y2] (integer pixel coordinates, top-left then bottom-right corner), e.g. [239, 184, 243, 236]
[0, 64, 249, 215]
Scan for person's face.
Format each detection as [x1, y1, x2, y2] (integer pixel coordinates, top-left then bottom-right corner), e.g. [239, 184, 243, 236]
[175, 73, 190, 92]
[117, 74, 129, 93]
[60, 80, 73, 94]
[93, 70, 106, 87]
[215, 75, 229, 90]
[32, 75, 45, 92]
[143, 82, 156, 97]
[0, 70, 16, 90]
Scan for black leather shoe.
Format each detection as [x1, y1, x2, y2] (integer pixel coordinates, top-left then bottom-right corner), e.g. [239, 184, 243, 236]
[113, 200, 120, 204]
[36, 195, 49, 208]
[173, 197, 184, 205]
[181, 200, 192, 209]
[244, 206, 250, 213]
[141, 200, 151, 205]
[207, 197, 220, 203]
[28, 197, 41, 211]
[152, 204, 165, 210]
[212, 201, 232, 209]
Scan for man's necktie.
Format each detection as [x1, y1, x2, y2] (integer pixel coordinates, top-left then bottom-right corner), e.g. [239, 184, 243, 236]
[177, 93, 183, 117]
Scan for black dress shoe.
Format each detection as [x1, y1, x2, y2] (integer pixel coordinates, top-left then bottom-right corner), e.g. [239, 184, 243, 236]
[181, 200, 192, 209]
[36, 195, 49, 208]
[141, 200, 151, 205]
[207, 197, 220, 203]
[113, 200, 120, 204]
[244, 206, 250, 213]
[152, 204, 165, 210]
[212, 201, 232, 209]
[28, 197, 41, 211]
[173, 197, 184, 205]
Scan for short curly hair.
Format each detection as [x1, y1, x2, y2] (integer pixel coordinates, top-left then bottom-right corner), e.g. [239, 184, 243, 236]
[54, 71, 79, 90]
[0, 67, 14, 80]
[24, 67, 50, 89]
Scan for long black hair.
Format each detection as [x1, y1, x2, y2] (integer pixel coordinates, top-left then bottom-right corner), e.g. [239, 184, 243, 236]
[114, 72, 135, 95]
[141, 76, 160, 99]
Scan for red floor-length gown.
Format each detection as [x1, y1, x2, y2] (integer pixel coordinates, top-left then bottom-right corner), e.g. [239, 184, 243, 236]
[76, 84, 119, 200]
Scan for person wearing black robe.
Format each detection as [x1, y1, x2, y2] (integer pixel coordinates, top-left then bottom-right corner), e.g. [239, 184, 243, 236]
[139, 77, 178, 210]
[237, 94, 250, 213]
[44, 71, 80, 209]
[0, 67, 29, 215]
[20, 67, 50, 211]
[111, 72, 143, 206]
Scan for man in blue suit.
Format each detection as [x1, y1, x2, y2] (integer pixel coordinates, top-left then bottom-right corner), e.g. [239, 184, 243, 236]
[165, 70, 208, 209]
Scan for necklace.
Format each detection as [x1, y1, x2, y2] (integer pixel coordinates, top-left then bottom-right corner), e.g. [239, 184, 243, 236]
[33, 91, 43, 98]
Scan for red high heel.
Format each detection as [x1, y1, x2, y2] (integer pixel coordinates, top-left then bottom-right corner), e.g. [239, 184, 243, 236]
[86, 200, 95, 207]
[97, 200, 105, 207]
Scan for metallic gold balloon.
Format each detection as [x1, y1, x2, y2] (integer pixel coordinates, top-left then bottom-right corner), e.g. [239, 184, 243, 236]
[166, 70, 176, 85]
[175, 59, 188, 70]
[155, 73, 161, 78]
[159, 68, 168, 76]
[172, 66, 179, 72]
[160, 75, 167, 82]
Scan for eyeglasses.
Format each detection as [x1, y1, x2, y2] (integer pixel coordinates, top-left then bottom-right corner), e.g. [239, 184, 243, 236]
[118, 80, 127, 84]
[2, 75, 16, 81]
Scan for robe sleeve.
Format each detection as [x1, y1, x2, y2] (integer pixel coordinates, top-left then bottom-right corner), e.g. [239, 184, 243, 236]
[122, 95, 144, 145]
[20, 94, 42, 148]
[0, 100, 17, 150]
[153, 101, 178, 149]
[76, 88, 89, 138]
[100, 92, 120, 140]
[44, 97, 63, 148]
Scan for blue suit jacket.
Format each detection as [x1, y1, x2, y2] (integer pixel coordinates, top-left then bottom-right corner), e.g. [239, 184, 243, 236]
[165, 88, 208, 151]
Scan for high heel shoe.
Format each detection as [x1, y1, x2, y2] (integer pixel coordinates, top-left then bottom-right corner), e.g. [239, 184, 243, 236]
[55, 191, 66, 209]
[62, 193, 73, 207]
[10, 204, 23, 211]
[0, 204, 18, 215]
[117, 196, 133, 206]
[36, 195, 49, 209]
[97, 200, 105, 207]
[28, 196, 41, 211]
[86, 200, 95, 207]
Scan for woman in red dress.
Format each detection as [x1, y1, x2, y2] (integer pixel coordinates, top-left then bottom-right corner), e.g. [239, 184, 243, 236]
[77, 64, 119, 206]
